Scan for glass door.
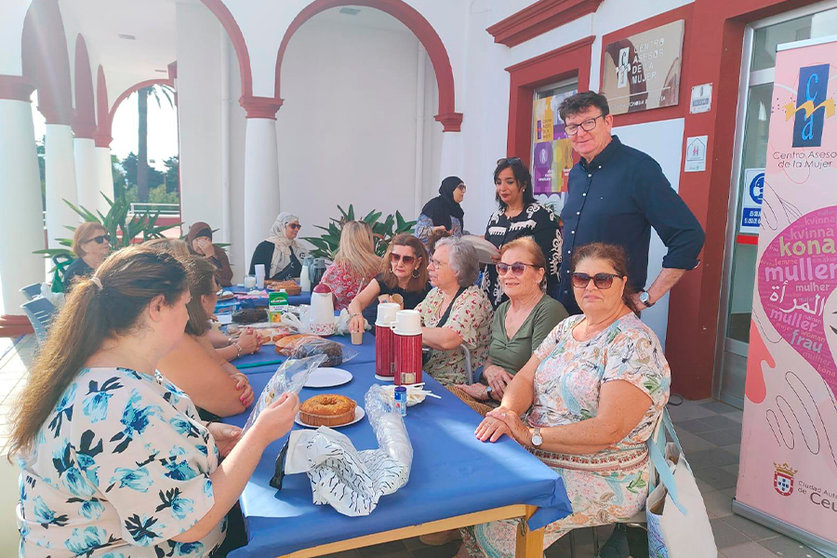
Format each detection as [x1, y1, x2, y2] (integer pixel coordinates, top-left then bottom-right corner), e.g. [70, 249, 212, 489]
[716, 2, 837, 408]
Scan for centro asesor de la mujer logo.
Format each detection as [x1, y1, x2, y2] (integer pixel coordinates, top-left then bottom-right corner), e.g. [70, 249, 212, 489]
[784, 63, 834, 148]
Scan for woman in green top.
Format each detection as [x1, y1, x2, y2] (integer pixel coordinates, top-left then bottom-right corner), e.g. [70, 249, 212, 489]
[456, 237, 567, 402]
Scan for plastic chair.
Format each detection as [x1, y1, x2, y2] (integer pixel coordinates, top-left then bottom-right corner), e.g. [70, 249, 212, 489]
[19, 282, 43, 301]
[21, 297, 57, 345]
[421, 344, 474, 384]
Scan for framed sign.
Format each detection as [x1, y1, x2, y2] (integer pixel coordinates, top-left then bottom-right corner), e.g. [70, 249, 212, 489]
[602, 19, 685, 115]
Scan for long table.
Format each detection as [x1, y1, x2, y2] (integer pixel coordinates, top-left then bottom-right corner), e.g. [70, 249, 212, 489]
[234, 332, 376, 370]
[221, 339, 572, 557]
[225, 284, 312, 308]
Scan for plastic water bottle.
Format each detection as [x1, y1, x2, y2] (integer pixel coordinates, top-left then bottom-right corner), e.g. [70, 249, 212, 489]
[300, 260, 311, 293]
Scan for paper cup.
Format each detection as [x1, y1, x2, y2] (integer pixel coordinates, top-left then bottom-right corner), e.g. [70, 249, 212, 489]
[351, 331, 363, 345]
[393, 310, 421, 336]
[243, 275, 256, 289]
[376, 302, 400, 326]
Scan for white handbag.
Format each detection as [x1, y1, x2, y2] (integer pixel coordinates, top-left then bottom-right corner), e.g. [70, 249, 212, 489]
[646, 411, 718, 558]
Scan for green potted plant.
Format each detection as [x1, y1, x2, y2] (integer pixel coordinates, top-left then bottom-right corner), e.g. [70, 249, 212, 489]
[302, 204, 416, 260]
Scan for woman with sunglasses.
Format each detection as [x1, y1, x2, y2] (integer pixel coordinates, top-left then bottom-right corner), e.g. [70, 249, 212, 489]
[459, 242, 670, 558]
[249, 212, 307, 280]
[482, 157, 563, 308]
[455, 237, 567, 404]
[63, 222, 112, 291]
[348, 234, 430, 333]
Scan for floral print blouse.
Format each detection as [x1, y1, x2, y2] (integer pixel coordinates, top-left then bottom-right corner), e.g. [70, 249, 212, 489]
[416, 286, 493, 385]
[530, 313, 670, 453]
[319, 261, 375, 311]
[17, 367, 225, 557]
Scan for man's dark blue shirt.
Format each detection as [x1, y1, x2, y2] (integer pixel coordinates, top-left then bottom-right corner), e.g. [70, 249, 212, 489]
[558, 135, 705, 314]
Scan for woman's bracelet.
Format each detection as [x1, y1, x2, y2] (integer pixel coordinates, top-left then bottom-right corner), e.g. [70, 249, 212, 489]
[234, 343, 242, 357]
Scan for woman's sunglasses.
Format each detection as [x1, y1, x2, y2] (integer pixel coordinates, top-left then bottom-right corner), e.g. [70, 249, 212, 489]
[288, 223, 301, 230]
[391, 253, 416, 264]
[496, 157, 522, 166]
[497, 262, 539, 276]
[570, 272, 624, 289]
[85, 234, 110, 245]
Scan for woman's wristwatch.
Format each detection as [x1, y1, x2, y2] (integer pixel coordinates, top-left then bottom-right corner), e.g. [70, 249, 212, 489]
[484, 386, 493, 400]
[530, 427, 543, 447]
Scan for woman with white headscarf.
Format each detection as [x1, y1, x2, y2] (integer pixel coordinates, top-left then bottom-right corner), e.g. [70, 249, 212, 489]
[249, 212, 307, 280]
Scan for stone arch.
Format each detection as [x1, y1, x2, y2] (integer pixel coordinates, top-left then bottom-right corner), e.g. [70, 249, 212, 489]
[199, 0, 253, 98]
[95, 65, 111, 147]
[108, 78, 174, 125]
[73, 34, 96, 138]
[275, 0, 462, 131]
[21, 0, 73, 125]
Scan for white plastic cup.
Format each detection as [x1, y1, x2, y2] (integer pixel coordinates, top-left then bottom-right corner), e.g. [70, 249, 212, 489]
[376, 302, 400, 326]
[393, 310, 422, 336]
[243, 275, 256, 289]
[254, 264, 266, 289]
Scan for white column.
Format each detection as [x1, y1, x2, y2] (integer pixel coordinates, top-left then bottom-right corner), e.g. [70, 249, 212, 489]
[438, 130, 464, 182]
[243, 117, 281, 271]
[74, 137, 98, 212]
[0, 99, 47, 312]
[44, 124, 79, 247]
[95, 146, 113, 215]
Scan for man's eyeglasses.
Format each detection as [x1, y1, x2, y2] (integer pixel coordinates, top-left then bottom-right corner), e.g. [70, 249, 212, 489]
[497, 262, 540, 276]
[84, 235, 110, 245]
[570, 272, 623, 289]
[429, 258, 448, 268]
[288, 223, 301, 230]
[496, 157, 522, 166]
[390, 253, 416, 264]
[564, 114, 605, 136]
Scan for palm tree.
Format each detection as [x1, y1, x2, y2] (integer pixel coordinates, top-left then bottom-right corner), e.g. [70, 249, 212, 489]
[137, 84, 174, 202]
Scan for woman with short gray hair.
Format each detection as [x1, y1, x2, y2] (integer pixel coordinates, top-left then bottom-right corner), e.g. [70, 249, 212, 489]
[416, 236, 493, 386]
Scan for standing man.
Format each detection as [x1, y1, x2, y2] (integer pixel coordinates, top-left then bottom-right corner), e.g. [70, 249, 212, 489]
[557, 91, 704, 315]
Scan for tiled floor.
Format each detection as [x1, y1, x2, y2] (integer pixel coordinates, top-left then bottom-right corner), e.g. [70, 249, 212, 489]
[0, 336, 829, 557]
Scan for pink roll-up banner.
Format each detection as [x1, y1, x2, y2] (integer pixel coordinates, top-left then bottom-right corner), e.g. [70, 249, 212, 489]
[735, 36, 837, 556]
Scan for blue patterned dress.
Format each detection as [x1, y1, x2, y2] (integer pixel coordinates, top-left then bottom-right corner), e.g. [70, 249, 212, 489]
[17, 367, 225, 557]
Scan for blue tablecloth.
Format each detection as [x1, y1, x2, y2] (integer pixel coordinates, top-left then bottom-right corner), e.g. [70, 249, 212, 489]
[222, 356, 571, 557]
[225, 284, 311, 308]
[233, 332, 376, 370]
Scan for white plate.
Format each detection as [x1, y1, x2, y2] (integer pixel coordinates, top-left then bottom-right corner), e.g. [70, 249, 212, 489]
[304, 367, 353, 388]
[295, 407, 365, 428]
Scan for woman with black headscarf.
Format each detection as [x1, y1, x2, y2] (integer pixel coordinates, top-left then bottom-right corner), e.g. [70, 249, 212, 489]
[415, 176, 466, 248]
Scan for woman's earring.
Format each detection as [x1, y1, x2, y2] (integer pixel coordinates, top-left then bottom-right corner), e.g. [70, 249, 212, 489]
[411, 268, 420, 279]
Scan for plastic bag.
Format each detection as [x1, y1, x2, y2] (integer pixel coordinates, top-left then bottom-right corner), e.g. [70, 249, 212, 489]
[40, 283, 65, 308]
[274, 335, 358, 367]
[242, 355, 327, 433]
[283, 384, 412, 516]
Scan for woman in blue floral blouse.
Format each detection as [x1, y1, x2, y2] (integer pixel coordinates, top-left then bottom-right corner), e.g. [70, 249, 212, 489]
[10, 247, 299, 557]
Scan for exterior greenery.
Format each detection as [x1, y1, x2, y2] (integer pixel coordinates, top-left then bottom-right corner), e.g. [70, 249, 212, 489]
[302, 204, 416, 260]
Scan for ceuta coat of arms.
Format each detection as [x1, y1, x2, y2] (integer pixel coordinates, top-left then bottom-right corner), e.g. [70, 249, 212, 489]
[773, 463, 797, 496]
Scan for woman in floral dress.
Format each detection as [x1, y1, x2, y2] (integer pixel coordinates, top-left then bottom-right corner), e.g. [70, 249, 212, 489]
[11, 247, 299, 557]
[417, 237, 493, 386]
[459, 242, 670, 558]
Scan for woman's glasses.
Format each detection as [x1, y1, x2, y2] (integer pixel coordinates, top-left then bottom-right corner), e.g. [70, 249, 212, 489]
[85, 235, 110, 245]
[288, 223, 301, 230]
[570, 272, 623, 289]
[390, 253, 416, 265]
[496, 157, 522, 166]
[496, 262, 539, 276]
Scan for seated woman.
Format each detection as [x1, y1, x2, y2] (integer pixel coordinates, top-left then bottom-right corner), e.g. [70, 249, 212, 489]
[63, 221, 111, 290]
[157, 257, 256, 419]
[456, 237, 567, 403]
[12, 247, 299, 557]
[249, 212, 306, 280]
[145, 239, 261, 360]
[415, 176, 466, 247]
[459, 243, 671, 558]
[319, 221, 382, 310]
[187, 221, 234, 287]
[347, 233, 431, 333]
[416, 237, 493, 386]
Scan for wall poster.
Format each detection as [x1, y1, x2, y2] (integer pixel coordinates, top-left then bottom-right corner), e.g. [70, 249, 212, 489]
[601, 19, 684, 115]
[531, 88, 577, 198]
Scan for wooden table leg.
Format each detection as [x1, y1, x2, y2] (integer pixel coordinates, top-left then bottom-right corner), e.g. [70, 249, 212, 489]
[515, 506, 545, 558]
